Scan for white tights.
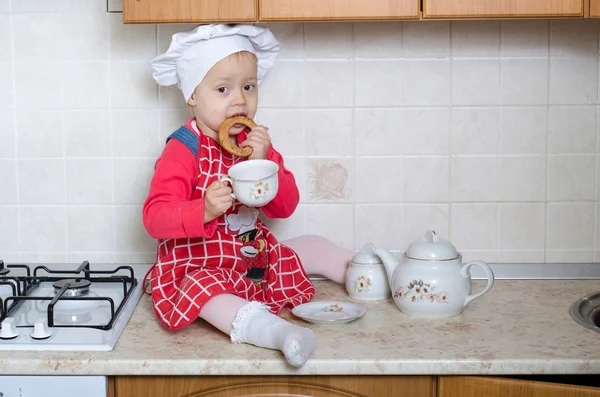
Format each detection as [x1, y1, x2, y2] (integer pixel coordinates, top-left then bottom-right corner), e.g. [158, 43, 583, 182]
[198, 235, 354, 367]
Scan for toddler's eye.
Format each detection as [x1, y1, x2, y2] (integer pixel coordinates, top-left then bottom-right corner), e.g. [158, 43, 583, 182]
[244, 84, 255, 91]
[218, 87, 229, 93]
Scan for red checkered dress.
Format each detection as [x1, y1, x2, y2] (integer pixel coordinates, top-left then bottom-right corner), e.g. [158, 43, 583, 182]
[145, 123, 314, 331]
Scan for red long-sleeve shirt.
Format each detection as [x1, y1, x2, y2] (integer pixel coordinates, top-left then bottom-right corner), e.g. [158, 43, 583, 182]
[142, 123, 300, 240]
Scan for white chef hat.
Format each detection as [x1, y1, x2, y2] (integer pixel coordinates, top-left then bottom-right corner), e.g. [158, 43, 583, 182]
[149, 24, 280, 102]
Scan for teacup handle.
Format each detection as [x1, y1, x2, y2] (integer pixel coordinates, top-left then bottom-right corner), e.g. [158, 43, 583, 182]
[460, 260, 495, 306]
[219, 176, 236, 200]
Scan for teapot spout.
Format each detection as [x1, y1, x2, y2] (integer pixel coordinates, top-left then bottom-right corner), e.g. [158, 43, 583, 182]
[374, 247, 399, 291]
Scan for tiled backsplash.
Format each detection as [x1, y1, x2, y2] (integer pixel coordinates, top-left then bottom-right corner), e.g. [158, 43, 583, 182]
[1, 1, 600, 264]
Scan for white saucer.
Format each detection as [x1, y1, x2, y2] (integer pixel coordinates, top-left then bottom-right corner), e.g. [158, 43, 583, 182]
[291, 300, 367, 324]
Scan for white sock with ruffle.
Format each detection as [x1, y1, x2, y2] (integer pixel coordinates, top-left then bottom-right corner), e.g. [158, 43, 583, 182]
[230, 301, 316, 367]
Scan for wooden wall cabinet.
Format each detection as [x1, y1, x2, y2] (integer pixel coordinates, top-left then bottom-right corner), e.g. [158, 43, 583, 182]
[439, 376, 600, 397]
[259, 0, 420, 21]
[591, 0, 600, 17]
[122, 0, 257, 24]
[423, 0, 584, 19]
[113, 375, 436, 397]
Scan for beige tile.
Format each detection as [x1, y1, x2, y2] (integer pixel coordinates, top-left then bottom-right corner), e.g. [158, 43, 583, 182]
[18, 159, 65, 205]
[111, 62, 158, 109]
[402, 21, 450, 58]
[113, 159, 156, 205]
[259, 61, 304, 108]
[306, 158, 353, 203]
[548, 106, 597, 154]
[15, 62, 62, 109]
[66, 159, 113, 204]
[59, 0, 107, 12]
[452, 21, 500, 57]
[159, 108, 191, 144]
[595, 202, 600, 249]
[355, 60, 402, 107]
[546, 203, 594, 249]
[11, 0, 58, 12]
[402, 60, 450, 106]
[159, 85, 185, 110]
[498, 156, 546, 201]
[401, 108, 449, 155]
[0, 111, 14, 157]
[453, 59, 501, 106]
[110, 13, 156, 61]
[0, 159, 16, 204]
[404, 157, 449, 202]
[497, 250, 544, 263]
[0, 62, 11, 109]
[260, 204, 305, 241]
[549, 57, 598, 105]
[451, 108, 499, 155]
[355, 204, 403, 251]
[501, 59, 548, 105]
[500, 107, 547, 155]
[65, 110, 111, 157]
[259, 109, 304, 157]
[355, 22, 402, 58]
[498, 203, 545, 250]
[267, 23, 303, 60]
[69, 253, 116, 264]
[67, 206, 114, 251]
[500, 20, 548, 57]
[13, 13, 60, 61]
[114, 205, 157, 253]
[306, 109, 352, 157]
[550, 19, 599, 57]
[20, 206, 67, 252]
[0, 206, 18, 251]
[354, 109, 403, 156]
[305, 204, 354, 249]
[450, 156, 498, 202]
[0, 15, 10, 61]
[115, 252, 156, 264]
[304, 61, 353, 107]
[16, 111, 63, 158]
[21, 252, 67, 263]
[112, 110, 162, 158]
[280, 157, 305, 203]
[547, 155, 595, 201]
[355, 157, 402, 203]
[546, 250, 594, 263]
[460, 250, 498, 263]
[61, 13, 108, 61]
[304, 23, 352, 59]
[62, 62, 110, 109]
[450, 203, 498, 250]
[402, 204, 449, 248]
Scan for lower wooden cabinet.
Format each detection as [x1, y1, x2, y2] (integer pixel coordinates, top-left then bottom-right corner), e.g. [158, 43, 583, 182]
[438, 376, 600, 397]
[591, 0, 600, 17]
[113, 375, 436, 397]
[112, 375, 600, 397]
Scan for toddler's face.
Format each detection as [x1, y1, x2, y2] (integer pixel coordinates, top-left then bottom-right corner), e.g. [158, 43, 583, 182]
[188, 51, 259, 139]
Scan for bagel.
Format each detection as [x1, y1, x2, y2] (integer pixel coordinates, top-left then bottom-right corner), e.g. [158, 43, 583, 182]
[218, 116, 256, 157]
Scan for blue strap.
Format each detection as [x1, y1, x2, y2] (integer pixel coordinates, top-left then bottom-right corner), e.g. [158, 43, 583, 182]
[166, 126, 199, 157]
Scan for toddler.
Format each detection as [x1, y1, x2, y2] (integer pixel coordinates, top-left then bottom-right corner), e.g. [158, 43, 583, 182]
[143, 24, 353, 367]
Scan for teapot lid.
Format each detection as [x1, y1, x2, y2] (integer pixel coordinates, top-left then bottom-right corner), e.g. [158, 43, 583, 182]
[405, 230, 459, 260]
[352, 243, 382, 265]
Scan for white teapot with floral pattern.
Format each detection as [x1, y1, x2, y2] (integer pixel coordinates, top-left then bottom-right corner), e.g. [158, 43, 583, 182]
[374, 230, 495, 318]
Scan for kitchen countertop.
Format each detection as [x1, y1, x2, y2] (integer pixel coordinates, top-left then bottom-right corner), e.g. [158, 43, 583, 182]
[0, 280, 599, 376]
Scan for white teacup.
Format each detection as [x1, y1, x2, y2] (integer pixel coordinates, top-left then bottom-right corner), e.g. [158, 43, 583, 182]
[220, 160, 279, 207]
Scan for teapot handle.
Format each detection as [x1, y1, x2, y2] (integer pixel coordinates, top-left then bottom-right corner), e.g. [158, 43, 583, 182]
[460, 260, 495, 306]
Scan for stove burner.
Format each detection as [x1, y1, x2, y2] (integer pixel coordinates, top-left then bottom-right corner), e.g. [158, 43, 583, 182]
[53, 279, 91, 297]
[0, 261, 9, 275]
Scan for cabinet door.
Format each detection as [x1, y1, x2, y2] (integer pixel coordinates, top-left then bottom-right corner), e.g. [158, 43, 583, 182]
[259, 0, 420, 21]
[123, 0, 257, 23]
[115, 375, 435, 397]
[592, 0, 600, 17]
[439, 376, 600, 397]
[423, 0, 584, 18]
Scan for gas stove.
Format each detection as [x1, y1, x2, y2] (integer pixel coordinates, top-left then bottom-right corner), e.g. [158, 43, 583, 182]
[0, 260, 143, 351]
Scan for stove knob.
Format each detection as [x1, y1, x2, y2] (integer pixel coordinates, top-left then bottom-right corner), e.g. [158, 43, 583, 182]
[30, 318, 52, 340]
[0, 318, 19, 340]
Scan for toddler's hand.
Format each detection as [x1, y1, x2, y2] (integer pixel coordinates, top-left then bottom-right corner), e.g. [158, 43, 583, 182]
[241, 125, 271, 160]
[204, 180, 233, 223]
